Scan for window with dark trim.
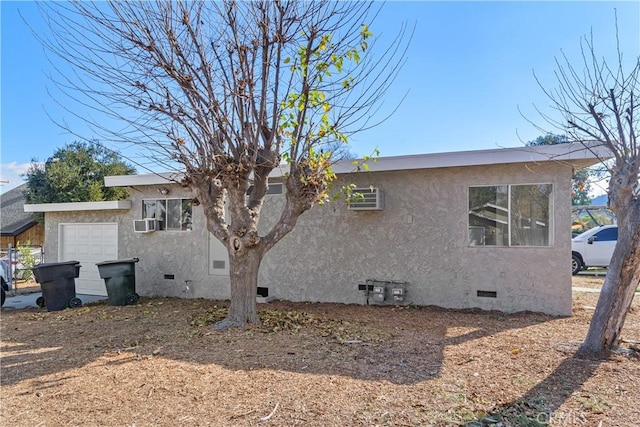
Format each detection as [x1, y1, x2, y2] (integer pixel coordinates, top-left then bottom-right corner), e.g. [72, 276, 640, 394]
[468, 184, 553, 247]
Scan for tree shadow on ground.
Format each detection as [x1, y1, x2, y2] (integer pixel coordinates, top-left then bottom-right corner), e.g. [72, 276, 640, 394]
[0, 298, 555, 387]
[470, 353, 603, 426]
[576, 270, 608, 278]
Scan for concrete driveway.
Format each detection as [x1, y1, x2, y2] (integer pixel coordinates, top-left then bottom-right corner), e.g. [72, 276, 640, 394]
[2, 292, 107, 310]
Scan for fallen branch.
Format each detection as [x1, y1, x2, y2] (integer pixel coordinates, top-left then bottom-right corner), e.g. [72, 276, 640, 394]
[259, 402, 279, 423]
[228, 409, 256, 420]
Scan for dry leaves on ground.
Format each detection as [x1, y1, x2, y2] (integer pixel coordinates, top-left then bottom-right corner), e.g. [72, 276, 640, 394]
[1, 275, 638, 427]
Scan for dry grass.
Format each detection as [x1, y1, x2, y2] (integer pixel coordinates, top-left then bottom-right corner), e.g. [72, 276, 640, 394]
[572, 270, 610, 289]
[1, 275, 638, 427]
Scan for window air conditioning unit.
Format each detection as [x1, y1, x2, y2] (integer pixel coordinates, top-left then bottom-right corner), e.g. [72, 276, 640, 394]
[348, 188, 384, 211]
[133, 218, 156, 233]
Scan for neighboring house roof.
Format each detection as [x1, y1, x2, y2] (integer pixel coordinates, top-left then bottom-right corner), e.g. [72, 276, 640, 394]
[103, 142, 611, 188]
[0, 184, 37, 236]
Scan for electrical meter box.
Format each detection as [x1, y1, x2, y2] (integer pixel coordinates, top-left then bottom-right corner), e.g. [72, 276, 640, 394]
[392, 287, 405, 302]
[372, 285, 385, 302]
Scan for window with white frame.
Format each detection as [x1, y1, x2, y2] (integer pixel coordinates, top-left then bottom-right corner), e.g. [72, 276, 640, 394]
[142, 198, 193, 231]
[468, 184, 553, 247]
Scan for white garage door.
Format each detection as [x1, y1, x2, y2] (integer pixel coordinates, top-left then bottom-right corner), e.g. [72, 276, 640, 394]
[59, 223, 118, 296]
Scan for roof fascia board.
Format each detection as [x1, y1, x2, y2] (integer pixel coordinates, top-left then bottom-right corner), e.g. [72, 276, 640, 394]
[24, 200, 132, 213]
[104, 171, 181, 188]
[272, 142, 610, 177]
[103, 142, 611, 186]
[330, 142, 610, 175]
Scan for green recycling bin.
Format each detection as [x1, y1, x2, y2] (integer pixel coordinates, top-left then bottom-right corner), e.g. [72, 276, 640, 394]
[96, 258, 140, 306]
[31, 261, 82, 311]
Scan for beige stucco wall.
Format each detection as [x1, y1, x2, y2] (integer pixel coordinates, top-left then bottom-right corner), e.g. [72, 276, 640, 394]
[260, 161, 573, 316]
[42, 160, 573, 316]
[43, 186, 232, 300]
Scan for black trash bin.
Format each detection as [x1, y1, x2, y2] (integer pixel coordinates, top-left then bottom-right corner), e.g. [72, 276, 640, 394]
[31, 261, 82, 311]
[96, 258, 140, 306]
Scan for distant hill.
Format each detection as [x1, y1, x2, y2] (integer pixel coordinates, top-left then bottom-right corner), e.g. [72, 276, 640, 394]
[591, 194, 608, 206]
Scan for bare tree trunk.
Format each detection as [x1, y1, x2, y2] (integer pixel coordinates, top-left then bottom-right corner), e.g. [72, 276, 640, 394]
[215, 243, 264, 329]
[579, 204, 640, 355]
[35, 0, 409, 329]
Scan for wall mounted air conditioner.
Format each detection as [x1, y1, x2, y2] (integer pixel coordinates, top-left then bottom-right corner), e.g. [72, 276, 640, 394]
[133, 218, 156, 233]
[348, 188, 384, 211]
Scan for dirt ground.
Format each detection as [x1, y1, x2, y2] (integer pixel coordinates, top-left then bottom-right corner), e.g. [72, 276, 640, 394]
[1, 275, 638, 427]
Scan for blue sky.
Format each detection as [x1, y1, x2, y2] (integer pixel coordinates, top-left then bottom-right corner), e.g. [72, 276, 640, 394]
[1, 1, 639, 194]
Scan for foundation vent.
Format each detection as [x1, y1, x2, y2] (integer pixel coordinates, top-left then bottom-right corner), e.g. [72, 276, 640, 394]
[477, 290, 497, 298]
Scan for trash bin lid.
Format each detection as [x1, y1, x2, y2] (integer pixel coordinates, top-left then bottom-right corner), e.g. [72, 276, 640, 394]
[96, 257, 139, 266]
[33, 260, 81, 270]
[32, 260, 81, 282]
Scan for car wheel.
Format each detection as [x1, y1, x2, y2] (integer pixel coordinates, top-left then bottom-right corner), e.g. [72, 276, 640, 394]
[571, 254, 583, 275]
[1, 276, 8, 292]
[1, 287, 5, 307]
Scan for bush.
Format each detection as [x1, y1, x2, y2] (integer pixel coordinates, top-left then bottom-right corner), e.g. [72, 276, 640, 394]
[15, 241, 38, 282]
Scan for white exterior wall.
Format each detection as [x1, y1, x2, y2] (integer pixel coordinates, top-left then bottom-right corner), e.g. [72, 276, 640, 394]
[42, 160, 573, 315]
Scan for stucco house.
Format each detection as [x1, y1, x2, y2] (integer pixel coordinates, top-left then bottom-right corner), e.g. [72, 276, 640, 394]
[25, 143, 608, 316]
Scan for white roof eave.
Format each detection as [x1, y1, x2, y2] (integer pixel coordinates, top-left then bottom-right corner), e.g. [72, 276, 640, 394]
[104, 171, 183, 188]
[104, 142, 611, 186]
[328, 141, 611, 175]
[24, 200, 132, 213]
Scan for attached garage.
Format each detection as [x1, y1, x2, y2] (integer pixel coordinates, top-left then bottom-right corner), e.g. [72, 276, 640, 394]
[24, 200, 132, 296]
[59, 223, 118, 296]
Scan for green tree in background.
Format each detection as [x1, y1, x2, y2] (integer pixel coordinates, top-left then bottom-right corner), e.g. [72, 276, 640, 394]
[526, 134, 598, 206]
[570, 168, 593, 206]
[24, 141, 135, 206]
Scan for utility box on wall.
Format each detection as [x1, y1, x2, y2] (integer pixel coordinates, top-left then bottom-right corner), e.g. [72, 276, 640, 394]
[360, 279, 409, 305]
[372, 285, 386, 302]
[391, 287, 405, 302]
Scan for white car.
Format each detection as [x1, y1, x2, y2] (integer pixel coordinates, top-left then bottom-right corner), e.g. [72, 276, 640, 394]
[571, 225, 618, 275]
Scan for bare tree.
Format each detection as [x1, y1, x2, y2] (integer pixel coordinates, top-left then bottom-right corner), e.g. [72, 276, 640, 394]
[534, 21, 639, 354]
[36, 1, 408, 328]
